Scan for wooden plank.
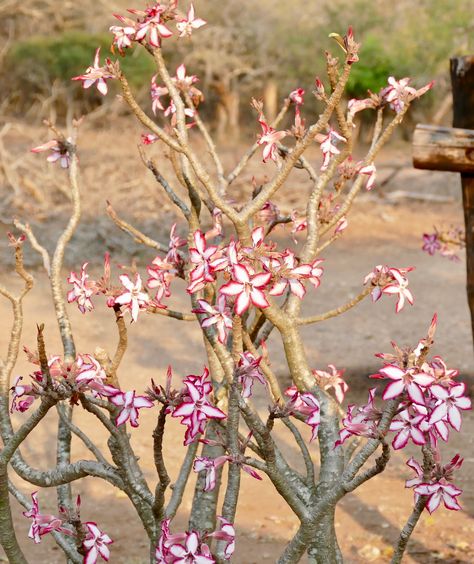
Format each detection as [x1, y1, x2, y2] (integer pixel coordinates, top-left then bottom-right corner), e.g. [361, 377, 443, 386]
[451, 55, 474, 344]
[413, 124, 474, 173]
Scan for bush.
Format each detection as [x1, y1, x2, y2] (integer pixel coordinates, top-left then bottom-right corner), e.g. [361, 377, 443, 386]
[4, 32, 156, 114]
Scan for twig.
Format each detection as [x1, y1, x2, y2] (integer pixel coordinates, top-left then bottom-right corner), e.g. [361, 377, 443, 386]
[297, 287, 372, 325]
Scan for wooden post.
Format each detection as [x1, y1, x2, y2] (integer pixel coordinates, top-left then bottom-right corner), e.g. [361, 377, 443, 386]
[451, 56, 474, 342]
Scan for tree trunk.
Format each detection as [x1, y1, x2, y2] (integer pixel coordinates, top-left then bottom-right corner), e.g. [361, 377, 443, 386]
[188, 421, 225, 533]
[451, 55, 474, 345]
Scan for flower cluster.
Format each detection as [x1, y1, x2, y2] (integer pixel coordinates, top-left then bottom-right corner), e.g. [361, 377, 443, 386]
[406, 454, 464, 513]
[155, 517, 234, 563]
[335, 316, 470, 514]
[23, 493, 112, 564]
[187, 227, 324, 320]
[171, 368, 226, 444]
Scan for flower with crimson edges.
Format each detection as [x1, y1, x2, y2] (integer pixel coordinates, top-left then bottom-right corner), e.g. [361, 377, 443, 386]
[67, 262, 95, 313]
[319, 128, 346, 171]
[172, 369, 226, 445]
[257, 115, 287, 163]
[193, 296, 232, 344]
[208, 517, 235, 560]
[405, 457, 424, 502]
[109, 19, 136, 54]
[428, 382, 471, 432]
[220, 264, 271, 315]
[115, 273, 149, 322]
[373, 364, 434, 405]
[414, 481, 462, 513]
[83, 522, 113, 564]
[109, 390, 154, 427]
[237, 351, 266, 398]
[285, 387, 321, 441]
[187, 230, 219, 293]
[193, 455, 230, 491]
[176, 3, 207, 38]
[165, 530, 214, 563]
[10, 376, 36, 412]
[131, 5, 173, 46]
[335, 388, 381, 447]
[72, 48, 114, 96]
[31, 138, 72, 168]
[358, 163, 376, 190]
[389, 409, 426, 449]
[289, 88, 305, 106]
[381, 76, 434, 114]
[23, 492, 73, 544]
[312, 365, 348, 404]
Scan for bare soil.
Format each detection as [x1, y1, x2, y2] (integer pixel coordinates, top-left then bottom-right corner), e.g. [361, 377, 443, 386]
[0, 120, 473, 563]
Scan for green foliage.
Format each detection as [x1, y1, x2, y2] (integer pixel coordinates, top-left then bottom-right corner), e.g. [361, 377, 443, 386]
[5, 31, 155, 111]
[346, 35, 397, 98]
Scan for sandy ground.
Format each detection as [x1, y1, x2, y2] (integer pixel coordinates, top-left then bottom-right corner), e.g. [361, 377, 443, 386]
[0, 122, 473, 563]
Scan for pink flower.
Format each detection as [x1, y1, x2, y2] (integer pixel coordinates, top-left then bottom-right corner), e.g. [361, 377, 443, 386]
[142, 133, 159, 145]
[23, 492, 73, 544]
[176, 3, 207, 38]
[335, 389, 381, 446]
[422, 233, 441, 256]
[193, 455, 230, 491]
[83, 522, 113, 564]
[167, 531, 214, 563]
[289, 88, 305, 106]
[208, 517, 235, 560]
[319, 129, 346, 171]
[381, 77, 434, 113]
[31, 138, 72, 168]
[10, 376, 36, 412]
[173, 369, 226, 445]
[72, 48, 114, 96]
[257, 115, 287, 163]
[133, 6, 173, 46]
[109, 20, 136, 54]
[364, 265, 414, 312]
[375, 364, 434, 405]
[358, 163, 376, 190]
[381, 268, 414, 312]
[220, 264, 271, 315]
[109, 390, 154, 427]
[115, 274, 149, 322]
[405, 457, 424, 501]
[286, 388, 321, 441]
[150, 75, 169, 114]
[312, 365, 348, 403]
[67, 262, 95, 313]
[193, 296, 232, 344]
[414, 481, 462, 513]
[237, 352, 266, 398]
[187, 230, 219, 293]
[428, 382, 471, 432]
[389, 409, 426, 449]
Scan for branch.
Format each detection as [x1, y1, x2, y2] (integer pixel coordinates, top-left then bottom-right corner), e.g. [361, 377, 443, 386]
[13, 220, 51, 275]
[342, 440, 390, 492]
[106, 201, 167, 252]
[56, 404, 110, 466]
[297, 287, 372, 325]
[138, 145, 191, 218]
[152, 405, 170, 524]
[282, 418, 315, 488]
[165, 439, 200, 520]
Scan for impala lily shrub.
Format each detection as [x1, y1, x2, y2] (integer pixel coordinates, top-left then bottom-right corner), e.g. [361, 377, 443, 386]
[0, 2, 467, 564]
